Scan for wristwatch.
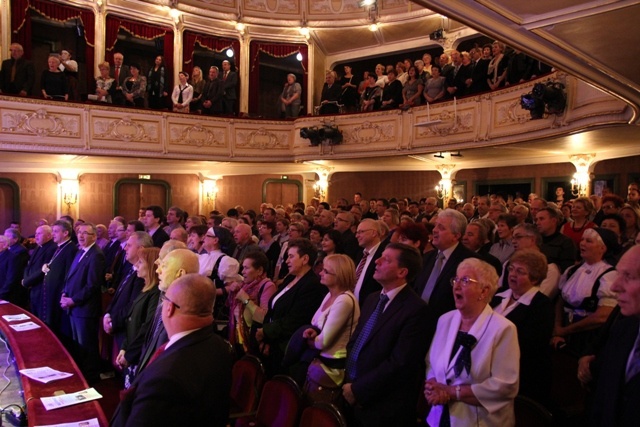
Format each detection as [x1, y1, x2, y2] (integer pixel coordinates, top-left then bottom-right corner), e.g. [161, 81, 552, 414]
[242, 299, 249, 306]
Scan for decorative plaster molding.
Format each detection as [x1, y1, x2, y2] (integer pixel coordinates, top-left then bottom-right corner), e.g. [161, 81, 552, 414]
[170, 124, 225, 147]
[1, 108, 79, 137]
[236, 127, 289, 149]
[344, 121, 395, 145]
[93, 116, 158, 142]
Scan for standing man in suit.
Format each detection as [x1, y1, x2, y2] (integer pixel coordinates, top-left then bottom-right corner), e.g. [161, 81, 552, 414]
[144, 205, 170, 248]
[111, 52, 129, 106]
[201, 66, 224, 115]
[3, 228, 29, 307]
[343, 243, 430, 427]
[0, 43, 35, 96]
[220, 60, 237, 115]
[41, 220, 77, 337]
[111, 273, 232, 426]
[22, 225, 57, 317]
[103, 231, 153, 349]
[589, 246, 640, 426]
[353, 219, 386, 305]
[60, 223, 105, 383]
[413, 209, 479, 343]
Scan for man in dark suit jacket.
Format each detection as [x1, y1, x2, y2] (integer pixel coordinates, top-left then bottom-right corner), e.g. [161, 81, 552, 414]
[334, 211, 360, 262]
[143, 205, 170, 248]
[590, 246, 640, 427]
[0, 43, 35, 96]
[461, 221, 503, 275]
[3, 227, 29, 307]
[353, 219, 387, 306]
[110, 52, 130, 105]
[202, 66, 224, 115]
[60, 223, 105, 383]
[343, 243, 430, 427]
[103, 231, 152, 349]
[413, 209, 480, 344]
[41, 220, 77, 337]
[22, 225, 57, 317]
[221, 60, 237, 115]
[111, 274, 232, 427]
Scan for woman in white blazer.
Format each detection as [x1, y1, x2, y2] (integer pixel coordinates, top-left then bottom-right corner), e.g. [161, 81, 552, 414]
[424, 258, 520, 427]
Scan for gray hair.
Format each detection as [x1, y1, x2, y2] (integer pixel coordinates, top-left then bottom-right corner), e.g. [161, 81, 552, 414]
[458, 258, 499, 298]
[287, 73, 297, 82]
[438, 209, 468, 236]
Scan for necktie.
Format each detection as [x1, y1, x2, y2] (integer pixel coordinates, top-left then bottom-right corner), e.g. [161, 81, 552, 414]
[115, 66, 120, 83]
[421, 252, 444, 303]
[355, 250, 369, 282]
[626, 332, 640, 383]
[148, 343, 167, 366]
[224, 71, 228, 81]
[346, 293, 389, 380]
[10, 60, 17, 82]
[69, 249, 85, 274]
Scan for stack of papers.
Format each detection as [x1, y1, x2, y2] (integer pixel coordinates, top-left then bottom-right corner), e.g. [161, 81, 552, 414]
[40, 388, 102, 411]
[9, 321, 40, 331]
[19, 367, 73, 383]
[2, 313, 31, 321]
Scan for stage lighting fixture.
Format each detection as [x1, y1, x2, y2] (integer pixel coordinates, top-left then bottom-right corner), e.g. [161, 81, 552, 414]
[520, 92, 545, 120]
[319, 125, 343, 146]
[300, 127, 321, 146]
[541, 82, 566, 114]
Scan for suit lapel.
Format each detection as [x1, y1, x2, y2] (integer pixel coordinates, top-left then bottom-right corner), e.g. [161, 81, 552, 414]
[362, 286, 409, 344]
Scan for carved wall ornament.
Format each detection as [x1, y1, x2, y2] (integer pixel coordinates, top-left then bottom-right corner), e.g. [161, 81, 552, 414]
[497, 99, 531, 125]
[345, 121, 394, 145]
[93, 116, 157, 142]
[1, 109, 79, 137]
[170, 124, 225, 147]
[236, 127, 289, 149]
[417, 110, 472, 137]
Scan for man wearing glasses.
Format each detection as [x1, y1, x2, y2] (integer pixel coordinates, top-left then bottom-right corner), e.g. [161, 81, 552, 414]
[111, 273, 232, 426]
[60, 223, 105, 384]
[353, 219, 387, 306]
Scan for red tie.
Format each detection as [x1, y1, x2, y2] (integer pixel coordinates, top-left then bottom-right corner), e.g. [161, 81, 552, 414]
[115, 66, 120, 83]
[355, 250, 369, 282]
[148, 343, 167, 365]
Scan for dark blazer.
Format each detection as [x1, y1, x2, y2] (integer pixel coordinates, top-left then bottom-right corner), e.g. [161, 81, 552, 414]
[445, 63, 472, 98]
[491, 290, 553, 404]
[354, 242, 387, 306]
[122, 287, 160, 365]
[23, 239, 57, 316]
[150, 228, 170, 249]
[106, 268, 145, 347]
[262, 269, 327, 372]
[3, 244, 29, 307]
[137, 302, 167, 372]
[348, 286, 430, 427]
[412, 243, 479, 343]
[541, 232, 576, 273]
[221, 70, 238, 100]
[380, 79, 403, 108]
[40, 240, 77, 329]
[202, 78, 224, 114]
[111, 326, 233, 427]
[591, 314, 640, 427]
[340, 229, 360, 263]
[110, 65, 130, 89]
[0, 57, 35, 95]
[470, 58, 490, 94]
[63, 244, 105, 318]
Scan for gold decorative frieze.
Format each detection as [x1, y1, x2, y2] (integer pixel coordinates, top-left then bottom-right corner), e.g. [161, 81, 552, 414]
[496, 99, 530, 125]
[1, 108, 80, 138]
[236, 127, 289, 149]
[343, 121, 395, 145]
[170, 123, 225, 147]
[93, 116, 159, 142]
[245, 0, 299, 14]
[415, 109, 473, 138]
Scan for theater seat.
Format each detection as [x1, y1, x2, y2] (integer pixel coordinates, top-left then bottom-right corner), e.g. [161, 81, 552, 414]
[235, 375, 302, 427]
[514, 395, 553, 427]
[299, 402, 347, 427]
[229, 355, 266, 420]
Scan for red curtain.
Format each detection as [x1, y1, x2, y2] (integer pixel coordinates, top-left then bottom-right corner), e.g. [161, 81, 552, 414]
[11, 0, 95, 87]
[105, 15, 174, 84]
[249, 41, 308, 115]
[183, 31, 240, 75]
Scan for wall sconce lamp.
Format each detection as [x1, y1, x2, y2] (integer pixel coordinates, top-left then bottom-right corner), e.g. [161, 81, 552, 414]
[313, 169, 330, 202]
[203, 180, 218, 207]
[61, 179, 79, 214]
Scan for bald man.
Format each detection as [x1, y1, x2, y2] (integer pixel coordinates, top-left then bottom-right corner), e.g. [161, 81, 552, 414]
[130, 247, 199, 374]
[111, 274, 232, 427]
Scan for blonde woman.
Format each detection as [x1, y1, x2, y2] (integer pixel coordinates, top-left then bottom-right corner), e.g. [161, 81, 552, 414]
[189, 66, 205, 113]
[94, 61, 114, 103]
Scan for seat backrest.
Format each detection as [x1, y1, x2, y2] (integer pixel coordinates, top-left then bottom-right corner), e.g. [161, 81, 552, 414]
[230, 354, 266, 414]
[254, 375, 302, 427]
[299, 402, 347, 427]
[514, 395, 553, 427]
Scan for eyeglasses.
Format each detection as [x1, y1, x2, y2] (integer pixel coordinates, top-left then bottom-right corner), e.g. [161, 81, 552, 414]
[321, 268, 336, 275]
[512, 234, 533, 240]
[160, 292, 181, 309]
[450, 276, 480, 287]
[77, 231, 95, 236]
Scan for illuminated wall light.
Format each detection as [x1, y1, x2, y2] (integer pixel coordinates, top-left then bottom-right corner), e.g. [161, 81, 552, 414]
[299, 27, 310, 39]
[226, 49, 234, 58]
[169, 7, 181, 19]
[369, 23, 379, 32]
[296, 52, 303, 61]
[235, 22, 246, 33]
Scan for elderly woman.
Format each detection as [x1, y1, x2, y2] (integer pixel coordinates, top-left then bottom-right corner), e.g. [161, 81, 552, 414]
[116, 247, 161, 388]
[280, 73, 302, 118]
[562, 196, 596, 247]
[41, 55, 68, 100]
[425, 258, 519, 427]
[94, 61, 114, 103]
[492, 249, 554, 404]
[229, 251, 276, 354]
[551, 228, 619, 356]
[487, 41, 508, 90]
[300, 254, 360, 403]
[256, 238, 327, 376]
[424, 65, 445, 103]
[122, 63, 146, 108]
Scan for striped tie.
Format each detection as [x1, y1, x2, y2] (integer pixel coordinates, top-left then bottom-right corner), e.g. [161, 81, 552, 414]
[355, 250, 369, 282]
[346, 293, 389, 380]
